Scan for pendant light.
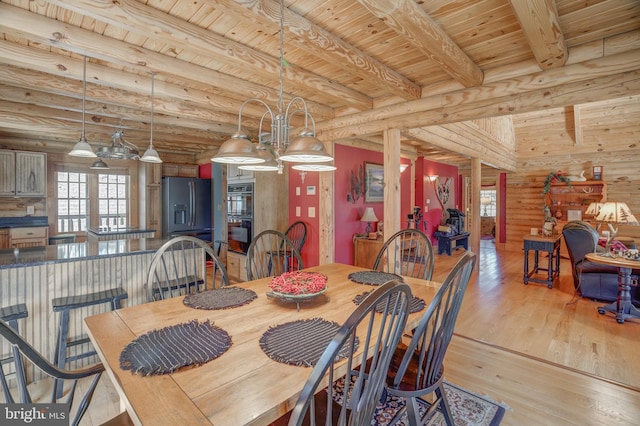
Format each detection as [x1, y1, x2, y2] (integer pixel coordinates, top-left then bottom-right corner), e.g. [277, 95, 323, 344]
[68, 56, 97, 158]
[140, 72, 162, 163]
[90, 158, 110, 169]
[211, 0, 333, 171]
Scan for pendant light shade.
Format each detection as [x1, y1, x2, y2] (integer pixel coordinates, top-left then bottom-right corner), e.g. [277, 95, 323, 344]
[239, 144, 280, 171]
[212, 130, 264, 164]
[279, 128, 333, 162]
[140, 72, 162, 163]
[69, 56, 97, 158]
[292, 163, 337, 171]
[90, 158, 110, 170]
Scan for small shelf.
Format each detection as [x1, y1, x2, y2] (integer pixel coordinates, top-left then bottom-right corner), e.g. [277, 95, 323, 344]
[547, 180, 606, 221]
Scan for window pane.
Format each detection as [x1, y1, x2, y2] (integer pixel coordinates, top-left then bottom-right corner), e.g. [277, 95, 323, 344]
[57, 172, 88, 233]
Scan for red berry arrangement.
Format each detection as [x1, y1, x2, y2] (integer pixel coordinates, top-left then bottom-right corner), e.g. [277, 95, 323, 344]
[269, 272, 327, 295]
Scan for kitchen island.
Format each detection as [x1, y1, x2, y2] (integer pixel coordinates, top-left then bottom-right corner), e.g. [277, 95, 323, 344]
[86, 226, 156, 241]
[0, 238, 204, 375]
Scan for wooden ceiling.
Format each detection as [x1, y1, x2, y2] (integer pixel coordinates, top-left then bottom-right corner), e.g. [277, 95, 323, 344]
[0, 0, 639, 166]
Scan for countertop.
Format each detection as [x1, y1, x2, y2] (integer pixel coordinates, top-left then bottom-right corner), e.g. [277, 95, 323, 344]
[0, 238, 171, 269]
[0, 216, 49, 229]
[86, 227, 156, 236]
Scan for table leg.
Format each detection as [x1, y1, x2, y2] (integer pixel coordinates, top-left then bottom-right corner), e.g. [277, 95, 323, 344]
[597, 266, 640, 324]
[523, 248, 529, 284]
[534, 250, 539, 273]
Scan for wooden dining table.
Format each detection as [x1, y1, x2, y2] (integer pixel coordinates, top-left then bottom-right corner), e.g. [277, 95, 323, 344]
[84, 263, 441, 425]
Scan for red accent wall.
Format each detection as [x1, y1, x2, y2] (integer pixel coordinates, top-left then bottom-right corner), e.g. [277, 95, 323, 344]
[287, 165, 320, 267]
[199, 163, 212, 178]
[414, 158, 459, 245]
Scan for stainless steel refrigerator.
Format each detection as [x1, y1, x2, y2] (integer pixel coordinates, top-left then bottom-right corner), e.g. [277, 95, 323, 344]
[162, 177, 212, 241]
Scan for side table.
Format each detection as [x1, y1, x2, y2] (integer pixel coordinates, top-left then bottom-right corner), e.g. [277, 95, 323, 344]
[585, 253, 640, 324]
[523, 234, 561, 289]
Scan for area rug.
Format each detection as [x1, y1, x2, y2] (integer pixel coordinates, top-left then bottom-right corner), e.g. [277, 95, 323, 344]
[375, 381, 506, 426]
[333, 378, 506, 426]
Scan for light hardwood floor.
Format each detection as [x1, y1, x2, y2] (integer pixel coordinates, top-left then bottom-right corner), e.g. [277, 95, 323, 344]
[78, 240, 639, 425]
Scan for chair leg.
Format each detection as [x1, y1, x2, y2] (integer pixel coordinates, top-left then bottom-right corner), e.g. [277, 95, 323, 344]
[436, 384, 455, 426]
[54, 309, 71, 398]
[405, 396, 421, 426]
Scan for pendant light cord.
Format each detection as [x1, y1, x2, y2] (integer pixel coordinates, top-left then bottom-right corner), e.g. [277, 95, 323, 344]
[82, 55, 87, 137]
[150, 72, 154, 147]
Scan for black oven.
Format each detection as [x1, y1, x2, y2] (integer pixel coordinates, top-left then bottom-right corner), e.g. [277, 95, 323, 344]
[227, 183, 253, 254]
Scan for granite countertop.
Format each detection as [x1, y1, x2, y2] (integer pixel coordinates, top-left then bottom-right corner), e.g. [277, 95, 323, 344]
[0, 238, 171, 269]
[86, 227, 156, 236]
[0, 216, 49, 229]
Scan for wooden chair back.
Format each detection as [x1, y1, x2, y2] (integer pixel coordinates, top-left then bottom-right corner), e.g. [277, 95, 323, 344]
[246, 230, 304, 280]
[373, 229, 435, 280]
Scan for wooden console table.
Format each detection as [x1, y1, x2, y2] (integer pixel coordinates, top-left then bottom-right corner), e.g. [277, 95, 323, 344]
[585, 253, 640, 324]
[353, 236, 383, 269]
[523, 234, 561, 289]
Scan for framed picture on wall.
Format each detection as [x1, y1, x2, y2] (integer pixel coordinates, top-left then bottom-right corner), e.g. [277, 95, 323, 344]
[364, 162, 384, 203]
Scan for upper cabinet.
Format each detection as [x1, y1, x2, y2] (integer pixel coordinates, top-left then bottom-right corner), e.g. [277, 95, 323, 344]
[0, 150, 47, 197]
[162, 163, 199, 178]
[227, 164, 253, 181]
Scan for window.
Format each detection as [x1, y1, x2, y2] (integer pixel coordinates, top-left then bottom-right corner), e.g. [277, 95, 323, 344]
[480, 189, 496, 217]
[56, 170, 129, 233]
[98, 174, 129, 231]
[57, 172, 89, 232]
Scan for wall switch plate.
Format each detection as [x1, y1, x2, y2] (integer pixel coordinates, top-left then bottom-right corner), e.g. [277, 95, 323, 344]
[26, 205, 35, 215]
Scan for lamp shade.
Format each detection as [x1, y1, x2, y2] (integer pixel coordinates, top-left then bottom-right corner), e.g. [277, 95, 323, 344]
[69, 137, 97, 158]
[585, 202, 604, 216]
[238, 144, 280, 171]
[360, 207, 379, 223]
[140, 146, 163, 163]
[595, 202, 639, 224]
[480, 196, 491, 205]
[278, 129, 333, 163]
[90, 158, 109, 170]
[211, 131, 264, 164]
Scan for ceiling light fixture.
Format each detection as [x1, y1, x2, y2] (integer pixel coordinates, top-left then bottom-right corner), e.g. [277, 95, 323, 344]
[212, 0, 333, 173]
[68, 56, 97, 158]
[96, 128, 140, 160]
[90, 158, 110, 170]
[140, 72, 162, 163]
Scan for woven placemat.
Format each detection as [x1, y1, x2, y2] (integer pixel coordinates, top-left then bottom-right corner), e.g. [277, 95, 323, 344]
[183, 287, 257, 310]
[348, 271, 403, 286]
[259, 318, 357, 367]
[120, 319, 232, 376]
[352, 291, 425, 314]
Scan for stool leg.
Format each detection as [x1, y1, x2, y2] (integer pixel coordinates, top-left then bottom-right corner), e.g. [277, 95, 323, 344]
[0, 319, 19, 403]
[54, 309, 71, 398]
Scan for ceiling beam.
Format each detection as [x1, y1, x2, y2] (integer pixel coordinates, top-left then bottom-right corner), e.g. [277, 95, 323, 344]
[508, 0, 567, 69]
[44, 0, 371, 111]
[357, 0, 483, 88]
[229, 0, 421, 100]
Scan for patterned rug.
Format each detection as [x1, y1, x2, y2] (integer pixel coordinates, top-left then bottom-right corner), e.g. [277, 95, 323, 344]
[334, 378, 506, 426]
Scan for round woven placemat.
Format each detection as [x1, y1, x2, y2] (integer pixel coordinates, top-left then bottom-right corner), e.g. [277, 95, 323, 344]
[183, 287, 257, 310]
[352, 291, 425, 314]
[120, 319, 231, 376]
[259, 318, 356, 367]
[348, 271, 403, 286]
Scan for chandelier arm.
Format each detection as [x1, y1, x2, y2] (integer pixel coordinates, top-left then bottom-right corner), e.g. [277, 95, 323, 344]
[238, 98, 274, 133]
[287, 107, 317, 134]
[285, 96, 311, 130]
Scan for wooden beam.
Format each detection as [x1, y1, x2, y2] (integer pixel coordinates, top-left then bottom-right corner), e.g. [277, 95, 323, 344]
[508, 0, 567, 69]
[44, 0, 370, 110]
[572, 104, 583, 145]
[383, 128, 402, 235]
[230, 0, 421, 100]
[317, 50, 640, 140]
[358, 0, 483, 88]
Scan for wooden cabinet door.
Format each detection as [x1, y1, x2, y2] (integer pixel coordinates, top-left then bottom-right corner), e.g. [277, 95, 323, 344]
[0, 151, 16, 196]
[0, 229, 10, 249]
[146, 185, 162, 230]
[353, 237, 383, 269]
[15, 152, 46, 196]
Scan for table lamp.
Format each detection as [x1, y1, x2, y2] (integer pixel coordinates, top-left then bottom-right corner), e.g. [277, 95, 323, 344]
[595, 201, 638, 254]
[480, 196, 491, 216]
[360, 207, 379, 234]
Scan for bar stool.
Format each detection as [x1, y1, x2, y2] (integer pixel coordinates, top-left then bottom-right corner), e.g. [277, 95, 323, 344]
[52, 288, 127, 396]
[0, 303, 28, 397]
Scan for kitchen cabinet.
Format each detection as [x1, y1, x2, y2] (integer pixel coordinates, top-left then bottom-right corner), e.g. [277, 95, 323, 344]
[162, 163, 199, 178]
[0, 150, 47, 197]
[227, 164, 253, 181]
[0, 229, 9, 249]
[10, 226, 48, 248]
[353, 236, 383, 269]
[139, 163, 162, 234]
